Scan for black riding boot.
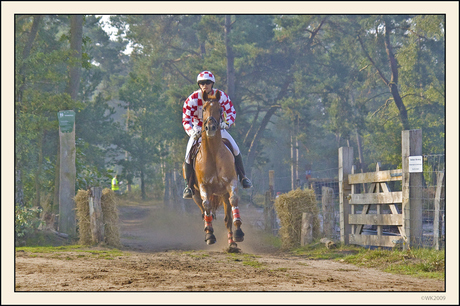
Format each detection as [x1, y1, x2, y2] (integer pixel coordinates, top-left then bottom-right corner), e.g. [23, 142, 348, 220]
[234, 154, 253, 189]
[183, 162, 194, 199]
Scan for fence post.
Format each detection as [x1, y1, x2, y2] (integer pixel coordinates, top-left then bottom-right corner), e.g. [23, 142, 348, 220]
[89, 187, 104, 244]
[434, 170, 445, 250]
[402, 129, 423, 249]
[264, 170, 276, 234]
[339, 147, 353, 245]
[322, 186, 334, 238]
[301, 212, 314, 246]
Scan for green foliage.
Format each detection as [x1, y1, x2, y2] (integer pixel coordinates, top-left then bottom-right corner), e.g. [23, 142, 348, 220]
[15, 14, 445, 211]
[15, 205, 43, 240]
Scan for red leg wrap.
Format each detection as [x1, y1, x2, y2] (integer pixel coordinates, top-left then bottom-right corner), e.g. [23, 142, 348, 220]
[204, 212, 213, 232]
[232, 206, 241, 222]
[227, 232, 234, 244]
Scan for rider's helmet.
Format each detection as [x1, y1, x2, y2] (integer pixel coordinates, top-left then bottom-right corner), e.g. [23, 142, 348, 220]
[197, 70, 215, 84]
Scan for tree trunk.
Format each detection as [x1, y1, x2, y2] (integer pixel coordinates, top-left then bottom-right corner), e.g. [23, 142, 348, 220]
[225, 15, 235, 101]
[53, 143, 60, 213]
[358, 17, 410, 131]
[140, 168, 146, 200]
[245, 76, 291, 171]
[68, 15, 83, 100]
[383, 18, 410, 130]
[16, 15, 41, 106]
[245, 104, 281, 172]
[34, 129, 45, 209]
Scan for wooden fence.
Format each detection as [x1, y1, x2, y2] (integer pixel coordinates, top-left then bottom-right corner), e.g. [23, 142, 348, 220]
[339, 129, 444, 250]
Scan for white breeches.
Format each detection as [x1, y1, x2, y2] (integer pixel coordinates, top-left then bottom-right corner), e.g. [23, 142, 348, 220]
[185, 129, 240, 164]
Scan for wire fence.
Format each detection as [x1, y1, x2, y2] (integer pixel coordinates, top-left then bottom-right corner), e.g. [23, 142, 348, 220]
[419, 154, 445, 249]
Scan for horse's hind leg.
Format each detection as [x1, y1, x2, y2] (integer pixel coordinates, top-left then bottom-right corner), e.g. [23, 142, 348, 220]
[228, 183, 244, 243]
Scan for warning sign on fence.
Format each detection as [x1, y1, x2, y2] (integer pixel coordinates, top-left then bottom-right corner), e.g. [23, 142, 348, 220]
[408, 156, 423, 173]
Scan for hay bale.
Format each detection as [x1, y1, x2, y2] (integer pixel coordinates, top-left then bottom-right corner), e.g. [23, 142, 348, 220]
[101, 188, 121, 248]
[75, 190, 92, 245]
[274, 188, 320, 250]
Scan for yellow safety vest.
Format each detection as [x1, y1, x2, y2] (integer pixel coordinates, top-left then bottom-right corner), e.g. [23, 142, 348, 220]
[112, 177, 119, 191]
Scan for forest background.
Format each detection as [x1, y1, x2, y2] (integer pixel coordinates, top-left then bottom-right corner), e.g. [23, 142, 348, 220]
[10, 11, 451, 233]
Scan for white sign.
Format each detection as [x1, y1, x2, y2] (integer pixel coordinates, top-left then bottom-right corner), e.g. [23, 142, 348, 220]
[408, 156, 423, 173]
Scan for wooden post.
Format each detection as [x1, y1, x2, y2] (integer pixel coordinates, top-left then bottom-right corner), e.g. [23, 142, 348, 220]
[58, 111, 76, 237]
[402, 129, 423, 249]
[434, 171, 445, 250]
[301, 212, 314, 246]
[269, 170, 275, 197]
[264, 190, 272, 233]
[89, 187, 104, 244]
[264, 170, 276, 234]
[321, 186, 334, 238]
[339, 147, 353, 245]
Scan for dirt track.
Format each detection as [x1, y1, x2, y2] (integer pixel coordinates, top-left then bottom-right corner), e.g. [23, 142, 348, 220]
[15, 200, 445, 292]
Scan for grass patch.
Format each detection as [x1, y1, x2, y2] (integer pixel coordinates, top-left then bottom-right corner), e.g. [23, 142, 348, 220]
[228, 253, 265, 269]
[342, 247, 445, 279]
[183, 251, 210, 259]
[16, 245, 128, 259]
[292, 241, 445, 280]
[292, 241, 361, 260]
[16, 245, 87, 253]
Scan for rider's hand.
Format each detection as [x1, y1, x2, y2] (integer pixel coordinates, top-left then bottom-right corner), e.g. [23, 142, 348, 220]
[191, 129, 201, 140]
[220, 122, 229, 130]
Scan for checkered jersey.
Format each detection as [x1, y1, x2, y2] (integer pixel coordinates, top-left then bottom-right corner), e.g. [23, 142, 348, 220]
[182, 89, 236, 136]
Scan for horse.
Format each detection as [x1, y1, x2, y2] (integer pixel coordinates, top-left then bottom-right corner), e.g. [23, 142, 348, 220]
[183, 90, 244, 252]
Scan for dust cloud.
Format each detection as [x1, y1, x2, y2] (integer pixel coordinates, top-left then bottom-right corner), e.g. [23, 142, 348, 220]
[118, 200, 274, 254]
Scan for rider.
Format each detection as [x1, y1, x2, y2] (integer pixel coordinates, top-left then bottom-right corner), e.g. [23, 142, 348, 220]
[182, 70, 252, 199]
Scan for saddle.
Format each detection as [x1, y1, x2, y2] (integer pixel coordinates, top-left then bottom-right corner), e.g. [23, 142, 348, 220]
[188, 139, 235, 190]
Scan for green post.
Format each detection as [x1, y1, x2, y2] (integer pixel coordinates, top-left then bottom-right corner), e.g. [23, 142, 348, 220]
[58, 110, 76, 236]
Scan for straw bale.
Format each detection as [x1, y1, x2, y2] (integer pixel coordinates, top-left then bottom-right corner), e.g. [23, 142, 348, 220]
[101, 188, 121, 248]
[75, 190, 92, 245]
[274, 188, 320, 249]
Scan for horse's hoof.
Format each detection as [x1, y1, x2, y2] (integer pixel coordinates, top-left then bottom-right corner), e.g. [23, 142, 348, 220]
[234, 228, 245, 242]
[226, 244, 241, 253]
[205, 233, 216, 245]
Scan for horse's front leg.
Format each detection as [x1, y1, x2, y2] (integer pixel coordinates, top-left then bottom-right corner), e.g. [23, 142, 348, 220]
[199, 184, 216, 245]
[222, 195, 237, 250]
[227, 179, 244, 242]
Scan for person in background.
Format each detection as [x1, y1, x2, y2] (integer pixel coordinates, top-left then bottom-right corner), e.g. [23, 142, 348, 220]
[182, 70, 252, 199]
[112, 174, 120, 195]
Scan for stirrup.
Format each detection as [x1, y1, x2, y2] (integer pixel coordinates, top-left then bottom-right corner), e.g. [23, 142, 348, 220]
[241, 177, 252, 189]
[183, 187, 193, 199]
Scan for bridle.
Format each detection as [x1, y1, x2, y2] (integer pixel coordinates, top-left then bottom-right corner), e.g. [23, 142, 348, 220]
[203, 102, 222, 131]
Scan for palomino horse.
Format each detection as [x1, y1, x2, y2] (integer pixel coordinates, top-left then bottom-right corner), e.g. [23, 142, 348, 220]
[184, 90, 244, 251]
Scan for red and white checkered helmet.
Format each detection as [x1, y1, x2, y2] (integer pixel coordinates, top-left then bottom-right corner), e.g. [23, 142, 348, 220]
[197, 70, 215, 84]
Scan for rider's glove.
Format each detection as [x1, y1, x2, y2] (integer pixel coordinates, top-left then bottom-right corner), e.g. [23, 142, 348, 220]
[191, 129, 201, 140]
[220, 122, 229, 130]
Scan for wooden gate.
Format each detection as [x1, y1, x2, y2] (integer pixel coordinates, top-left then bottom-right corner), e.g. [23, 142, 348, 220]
[346, 163, 404, 248]
[339, 129, 427, 250]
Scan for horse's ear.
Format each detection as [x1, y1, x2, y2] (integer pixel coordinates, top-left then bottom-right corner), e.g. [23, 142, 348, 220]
[215, 90, 221, 100]
[202, 90, 208, 101]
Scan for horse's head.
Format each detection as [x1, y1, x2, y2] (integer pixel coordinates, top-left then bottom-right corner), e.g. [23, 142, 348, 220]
[202, 90, 221, 138]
